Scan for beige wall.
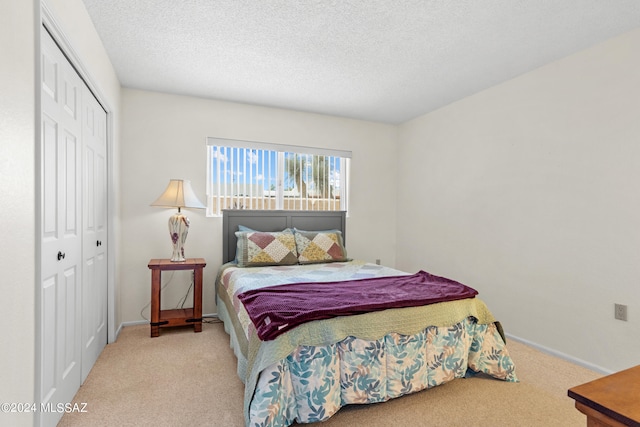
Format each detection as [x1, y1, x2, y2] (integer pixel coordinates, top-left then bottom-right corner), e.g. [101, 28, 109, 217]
[0, 1, 37, 425]
[120, 89, 398, 321]
[397, 28, 640, 373]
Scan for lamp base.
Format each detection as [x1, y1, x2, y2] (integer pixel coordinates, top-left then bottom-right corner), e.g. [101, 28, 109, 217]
[168, 211, 190, 262]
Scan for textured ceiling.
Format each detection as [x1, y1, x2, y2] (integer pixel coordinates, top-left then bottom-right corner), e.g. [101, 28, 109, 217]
[82, 0, 640, 124]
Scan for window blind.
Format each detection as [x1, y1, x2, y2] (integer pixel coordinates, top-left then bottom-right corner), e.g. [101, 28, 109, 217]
[206, 137, 350, 216]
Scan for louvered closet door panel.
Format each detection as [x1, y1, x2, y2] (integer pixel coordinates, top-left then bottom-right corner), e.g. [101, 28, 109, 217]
[40, 29, 83, 427]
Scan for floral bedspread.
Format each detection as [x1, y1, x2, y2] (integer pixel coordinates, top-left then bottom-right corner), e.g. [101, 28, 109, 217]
[215, 261, 518, 427]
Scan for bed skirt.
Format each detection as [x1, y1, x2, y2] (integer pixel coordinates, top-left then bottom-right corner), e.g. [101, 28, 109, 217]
[219, 297, 517, 427]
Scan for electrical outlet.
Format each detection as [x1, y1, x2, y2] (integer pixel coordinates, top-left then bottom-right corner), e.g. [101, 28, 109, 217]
[614, 304, 627, 321]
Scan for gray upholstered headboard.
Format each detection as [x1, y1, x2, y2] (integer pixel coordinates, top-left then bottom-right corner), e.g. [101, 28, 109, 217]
[222, 209, 346, 263]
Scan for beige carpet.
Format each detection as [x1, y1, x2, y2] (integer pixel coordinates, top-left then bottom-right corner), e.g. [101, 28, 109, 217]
[59, 322, 600, 427]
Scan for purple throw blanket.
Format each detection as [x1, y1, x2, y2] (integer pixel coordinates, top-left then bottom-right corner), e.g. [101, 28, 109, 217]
[237, 270, 478, 341]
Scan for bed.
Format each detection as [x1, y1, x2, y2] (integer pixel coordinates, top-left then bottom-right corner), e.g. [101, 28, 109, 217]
[216, 210, 517, 427]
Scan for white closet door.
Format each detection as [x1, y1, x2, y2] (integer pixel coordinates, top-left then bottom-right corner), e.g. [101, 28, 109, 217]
[40, 29, 83, 427]
[81, 86, 108, 381]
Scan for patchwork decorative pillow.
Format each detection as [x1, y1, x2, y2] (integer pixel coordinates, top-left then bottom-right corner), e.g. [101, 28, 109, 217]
[234, 225, 256, 263]
[294, 229, 348, 264]
[235, 230, 298, 267]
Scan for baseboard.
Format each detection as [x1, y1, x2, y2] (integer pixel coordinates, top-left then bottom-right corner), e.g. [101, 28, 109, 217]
[116, 313, 219, 335]
[114, 322, 125, 339]
[120, 319, 148, 328]
[506, 333, 613, 375]
[202, 313, 219, 319]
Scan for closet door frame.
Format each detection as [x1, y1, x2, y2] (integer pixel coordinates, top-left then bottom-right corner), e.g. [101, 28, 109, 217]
[36, 5, 117, 425]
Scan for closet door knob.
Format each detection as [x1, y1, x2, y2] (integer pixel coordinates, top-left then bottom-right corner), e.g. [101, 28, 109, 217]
[57, 251, 66, 261]
[96, 240, 102, 247]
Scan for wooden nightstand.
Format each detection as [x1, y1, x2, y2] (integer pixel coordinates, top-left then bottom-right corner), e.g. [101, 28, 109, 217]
[568, 364, 640, 427]
[148, 258, 206, 337]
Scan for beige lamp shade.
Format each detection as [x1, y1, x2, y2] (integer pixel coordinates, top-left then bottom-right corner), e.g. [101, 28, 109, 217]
[150, 179, 206, 210]
[151, 179, 205, 262]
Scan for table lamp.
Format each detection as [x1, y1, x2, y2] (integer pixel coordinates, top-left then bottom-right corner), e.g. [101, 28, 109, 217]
[151, 179, 205, 262]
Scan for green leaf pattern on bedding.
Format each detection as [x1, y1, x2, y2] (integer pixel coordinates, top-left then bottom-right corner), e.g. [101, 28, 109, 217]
[248, 317, 517, 426]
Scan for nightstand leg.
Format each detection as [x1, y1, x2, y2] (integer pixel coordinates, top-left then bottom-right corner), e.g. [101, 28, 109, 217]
[193, 267, 203, 333]
[150, 269, 161, 337]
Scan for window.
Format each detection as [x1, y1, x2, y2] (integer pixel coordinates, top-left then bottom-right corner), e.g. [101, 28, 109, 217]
[206, 137, 351, 216]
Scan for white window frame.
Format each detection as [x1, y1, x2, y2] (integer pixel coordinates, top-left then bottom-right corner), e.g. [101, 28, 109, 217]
[206, 137, 351, 217]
